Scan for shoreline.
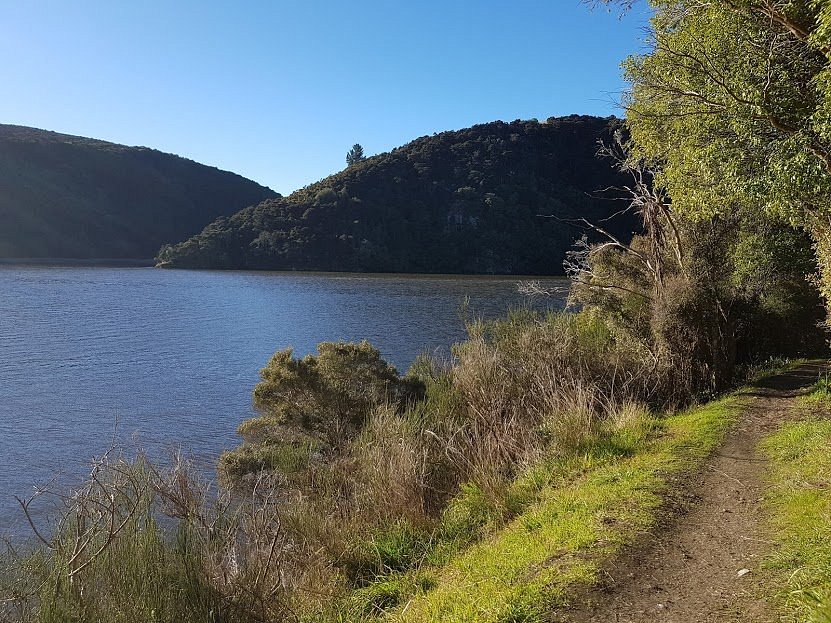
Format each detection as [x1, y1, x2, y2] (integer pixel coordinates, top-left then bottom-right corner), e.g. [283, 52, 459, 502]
[0, 257, 155, 267]
[0, 258, 569, 278]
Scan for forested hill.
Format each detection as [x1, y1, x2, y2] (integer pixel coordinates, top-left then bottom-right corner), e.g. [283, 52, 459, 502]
[158, 115, 636, 275]
[0, 124, 277, 259]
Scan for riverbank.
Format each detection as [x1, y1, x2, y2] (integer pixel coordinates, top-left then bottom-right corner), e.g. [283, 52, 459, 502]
[0, 257, 155, 267]
[330, 365, 826, 622]
[4, 361, 822, 622]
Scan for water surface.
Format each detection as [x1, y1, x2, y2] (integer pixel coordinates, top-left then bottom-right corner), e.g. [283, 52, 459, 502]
[0, 266, 566, 533]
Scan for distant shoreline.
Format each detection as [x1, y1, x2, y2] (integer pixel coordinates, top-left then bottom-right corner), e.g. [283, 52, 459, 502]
[0, 258, 568, 277]
[0, 258, 155, 267]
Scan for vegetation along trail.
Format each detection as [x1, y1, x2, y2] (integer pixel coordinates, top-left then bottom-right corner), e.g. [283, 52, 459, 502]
[560, 363, 826, 623]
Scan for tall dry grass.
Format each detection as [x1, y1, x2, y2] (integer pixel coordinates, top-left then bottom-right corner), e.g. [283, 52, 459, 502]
[431, 311, 657, 505]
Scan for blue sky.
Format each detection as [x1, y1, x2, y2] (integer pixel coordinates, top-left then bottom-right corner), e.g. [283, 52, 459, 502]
[0, 1, 651, 195]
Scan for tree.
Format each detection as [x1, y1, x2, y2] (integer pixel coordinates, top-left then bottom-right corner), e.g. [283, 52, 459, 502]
[345, 143, 365, 166]
[598, 0, 831, 316]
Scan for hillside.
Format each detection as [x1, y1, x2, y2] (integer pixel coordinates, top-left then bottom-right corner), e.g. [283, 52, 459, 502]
[0, 124, 277, 259]
[158, 115, 635, 274]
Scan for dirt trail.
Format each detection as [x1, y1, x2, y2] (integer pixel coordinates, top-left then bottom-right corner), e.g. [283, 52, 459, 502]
[558, 363, 826, 623]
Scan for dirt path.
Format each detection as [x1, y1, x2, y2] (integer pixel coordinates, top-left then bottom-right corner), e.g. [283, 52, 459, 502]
[558, 363, 826, 623]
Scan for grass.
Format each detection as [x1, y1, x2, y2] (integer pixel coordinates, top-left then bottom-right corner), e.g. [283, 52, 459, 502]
[331, 396, 741, 622]
[795, 373, 831, 408]
[760, 379, 831, 623]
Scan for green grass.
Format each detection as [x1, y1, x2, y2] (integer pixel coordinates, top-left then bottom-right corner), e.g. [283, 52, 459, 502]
[796, 374, 831, 409]
[760, 382, 831, 623]
[333, 397, 741, 622]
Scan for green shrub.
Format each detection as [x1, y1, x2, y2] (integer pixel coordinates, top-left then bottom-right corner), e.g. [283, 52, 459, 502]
[222, 341, 422, 486]
[218, 440, 315, 484]
[251, 341, 410, 447]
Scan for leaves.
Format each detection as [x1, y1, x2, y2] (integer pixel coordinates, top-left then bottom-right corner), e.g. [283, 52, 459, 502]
[158, 117, 638, 274]
[346, 143, 366, 166]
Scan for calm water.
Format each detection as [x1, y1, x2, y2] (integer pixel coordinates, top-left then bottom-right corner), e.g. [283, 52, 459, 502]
[0, 266, 566, 534]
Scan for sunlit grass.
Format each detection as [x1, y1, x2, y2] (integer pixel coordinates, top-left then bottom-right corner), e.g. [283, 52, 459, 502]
[761, 388, 831, 623]
[330, 397, 740, 622]
[796, 374, 831, 409]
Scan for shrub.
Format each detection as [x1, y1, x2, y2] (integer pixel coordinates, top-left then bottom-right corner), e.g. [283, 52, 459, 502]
[226, 341, 421, 479]
[218, 439, 315, 485]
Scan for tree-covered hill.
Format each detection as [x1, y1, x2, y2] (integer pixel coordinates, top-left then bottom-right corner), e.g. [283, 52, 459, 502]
[158, 115, 636, 274]
[0, 124, 277, 259]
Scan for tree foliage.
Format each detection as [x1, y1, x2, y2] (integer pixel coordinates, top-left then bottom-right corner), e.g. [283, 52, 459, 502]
[345, 143, 365, 166]
[617, 0, 831, 310]
[0, 124, 276, 259]
[157, 116, 638, 274]
[569, 129, 825, 395]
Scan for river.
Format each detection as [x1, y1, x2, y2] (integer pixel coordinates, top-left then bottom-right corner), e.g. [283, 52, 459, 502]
[0, 266, 567, 533]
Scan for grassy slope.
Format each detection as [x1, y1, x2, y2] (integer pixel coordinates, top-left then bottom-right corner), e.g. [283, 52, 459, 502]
[760, 379, 831, 623]
[335, 397, 742, 623]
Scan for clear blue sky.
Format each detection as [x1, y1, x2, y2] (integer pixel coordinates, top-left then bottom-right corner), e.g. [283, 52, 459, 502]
[0, 1, 651, 195]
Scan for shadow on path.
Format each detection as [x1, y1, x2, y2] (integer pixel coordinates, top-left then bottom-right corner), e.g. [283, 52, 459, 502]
[745, 361, 826, 396]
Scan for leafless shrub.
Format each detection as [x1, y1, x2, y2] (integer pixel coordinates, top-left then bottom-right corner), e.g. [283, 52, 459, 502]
[4, 450, 301, 623]
[15, 450, 150, 590]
